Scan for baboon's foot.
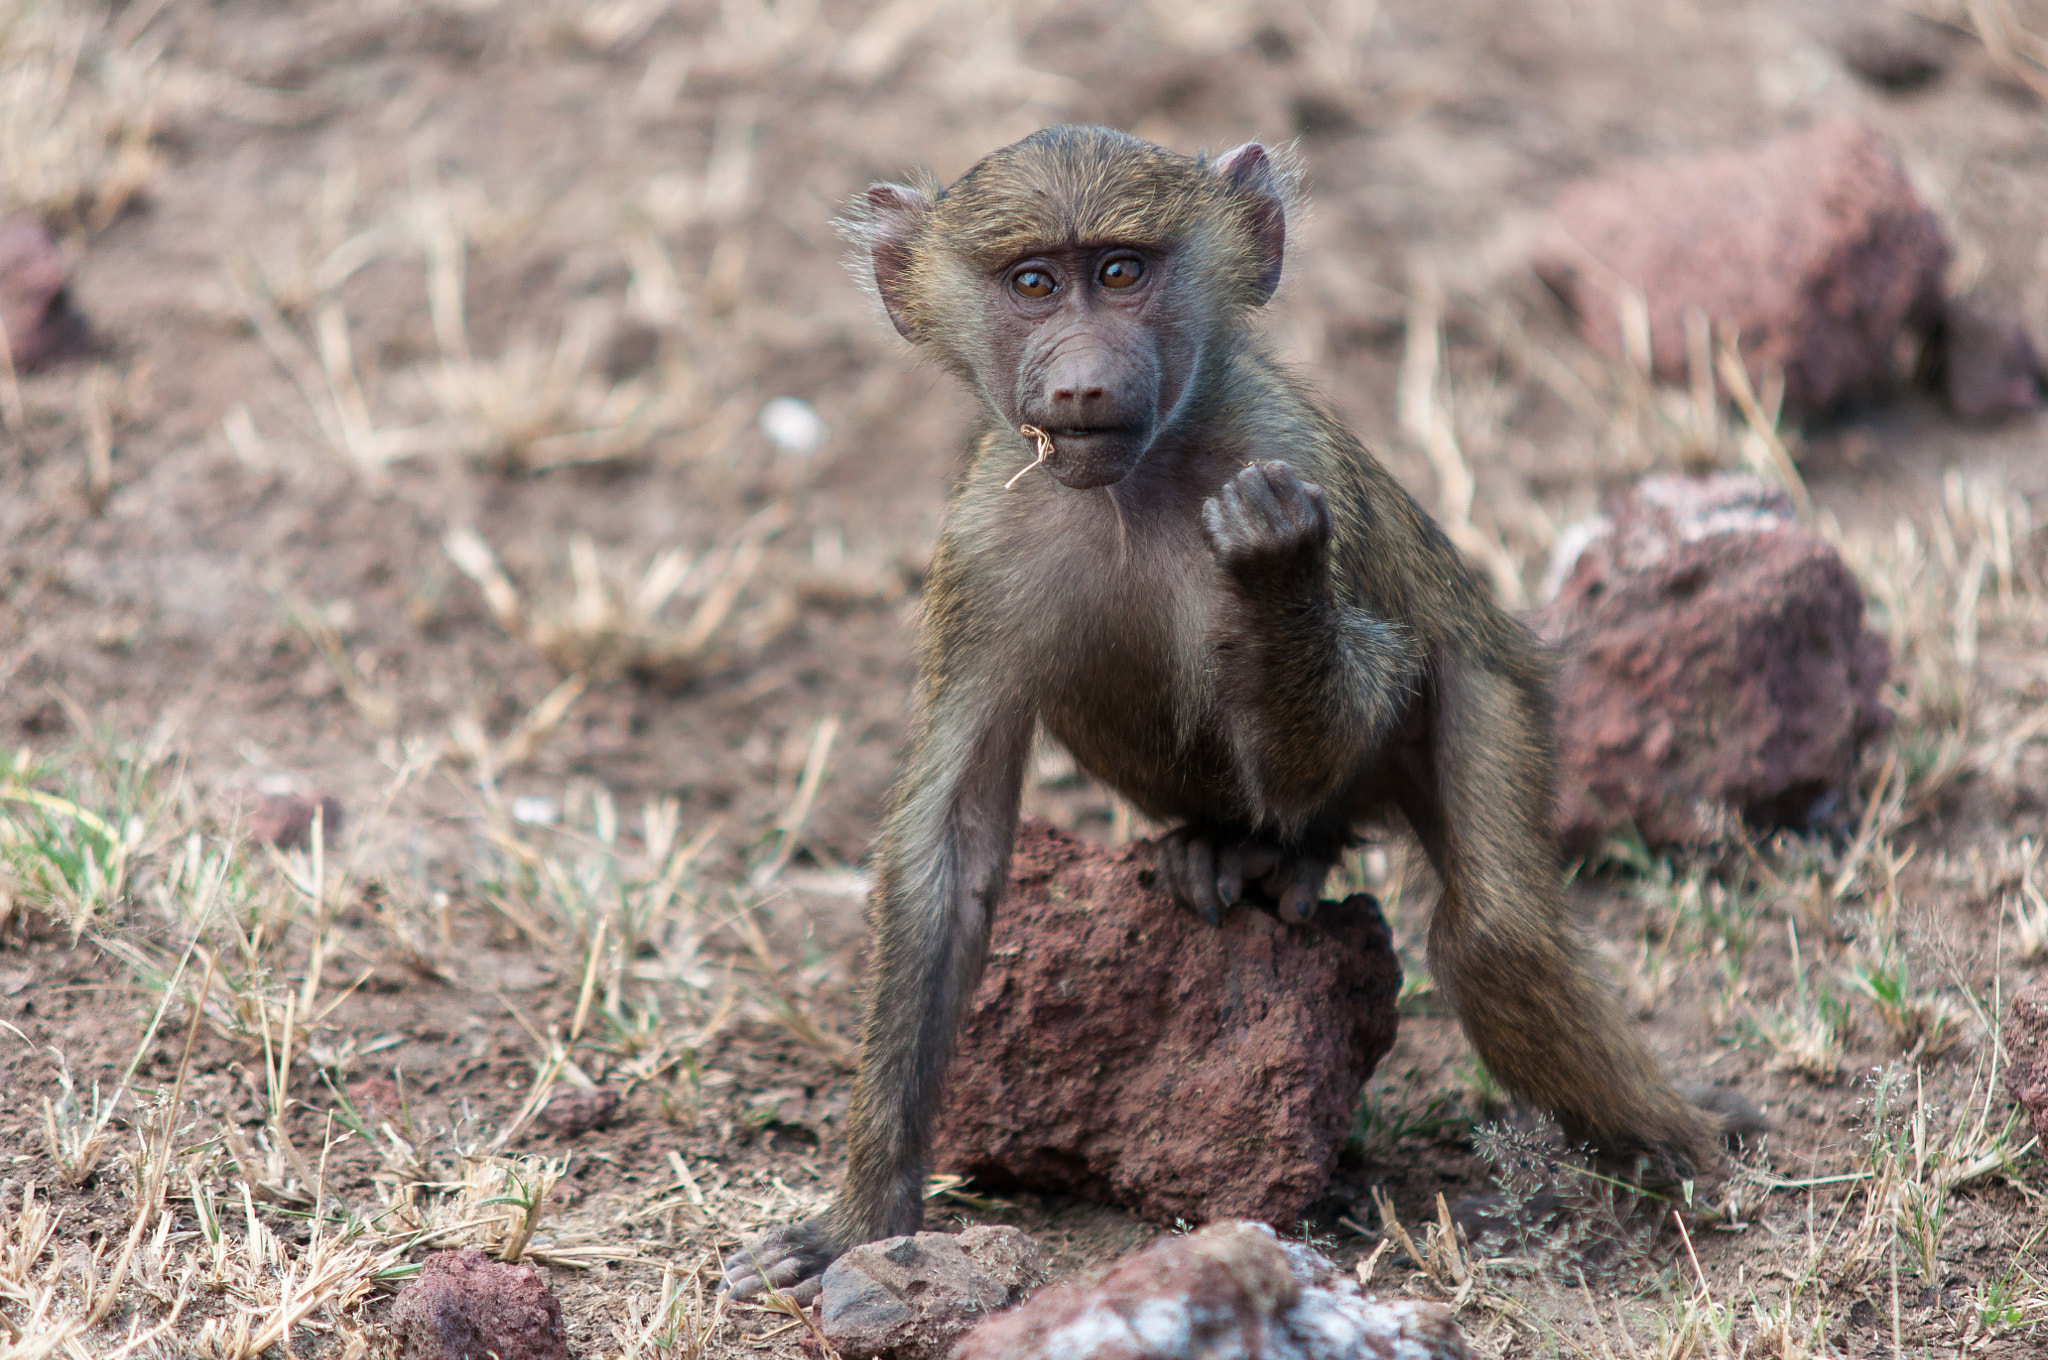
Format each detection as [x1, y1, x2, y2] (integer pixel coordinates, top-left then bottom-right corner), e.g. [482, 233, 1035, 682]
[1152, 828, 1329, 925]
[721, 1212, 846, 1304]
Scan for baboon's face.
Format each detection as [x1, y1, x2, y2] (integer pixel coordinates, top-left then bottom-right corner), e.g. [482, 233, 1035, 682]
[858, 126, 1288, 490]
[977, 241, 1193, 489]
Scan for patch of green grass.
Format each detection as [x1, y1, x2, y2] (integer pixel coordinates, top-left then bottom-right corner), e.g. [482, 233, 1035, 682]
[1742, 919, 1849, 1082]
[1348, 1085, 1469, 1160]
[0, 738, 175, 937]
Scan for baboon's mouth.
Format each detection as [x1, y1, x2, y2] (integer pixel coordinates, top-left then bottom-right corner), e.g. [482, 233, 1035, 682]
[1038, 425, 1149, 490]
[1045, 425, 1145, 441]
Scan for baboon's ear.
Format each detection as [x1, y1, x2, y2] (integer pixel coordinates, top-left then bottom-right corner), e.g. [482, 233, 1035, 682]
[1213, 142, 1286, 304]
[866, 183, 933, 340]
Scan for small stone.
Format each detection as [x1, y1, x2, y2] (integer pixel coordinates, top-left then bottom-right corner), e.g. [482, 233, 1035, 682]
[2002, 975, 2048, 1149]
[1928, 294, 2044, 423]
[0, 215, 87, 373]
[244, 792, 345, 851]
[933, 821, 1401, 1230]
[602, 318, 661, 381]
[759, 396, 826, 455]
[817, 1226, 1049, 1360]
[954, 1221, 1471, 1360]
[1826, 9, 1952, 91]
[1535, 117, 1949, 417]
[1541, 474, 1890, 851]
[511, 795, 560, 826]
[389, 1250, 569, 1360]
[541, 1085, 619, 1136]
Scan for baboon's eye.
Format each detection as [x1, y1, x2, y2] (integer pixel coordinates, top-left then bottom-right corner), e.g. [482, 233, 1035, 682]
[1098, 256, 1144, 289]
[1012, 268, 1056, 299]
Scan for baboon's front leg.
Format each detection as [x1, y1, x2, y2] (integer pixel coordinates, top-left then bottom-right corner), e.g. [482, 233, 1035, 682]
[1201, 460, 1423, 834]
[724, 684, 1033, 1301]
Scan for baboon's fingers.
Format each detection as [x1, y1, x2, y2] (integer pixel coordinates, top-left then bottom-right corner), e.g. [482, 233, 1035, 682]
[1184, 836, 1221, 925]
[724, 1229, 832, 1301]
[1152, 838, 1187, 903]
[1216, 844, 1245, 910]
[1154, 833, 1221, 925]
[763, 1259, 807, 1289]
[1218, 844, 1281, 910]
[1680, 1083, 1770, 1147]
[1275, 858, 1327, 924]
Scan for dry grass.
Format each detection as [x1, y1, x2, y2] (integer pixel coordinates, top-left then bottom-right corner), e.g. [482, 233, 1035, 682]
[0, 715, 862, 1355]
[1906, 0, 2048, 99]
[442, 505, 795, 685]
[0, 0, 201, 229]
[229, 175, 694, 479]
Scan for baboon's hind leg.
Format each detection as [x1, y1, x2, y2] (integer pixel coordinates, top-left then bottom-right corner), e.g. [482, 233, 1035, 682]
[1404, 661, 1719, 1185]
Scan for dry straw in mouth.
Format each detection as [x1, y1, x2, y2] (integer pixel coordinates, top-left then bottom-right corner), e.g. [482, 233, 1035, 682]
[1006, 425, 1056, 489]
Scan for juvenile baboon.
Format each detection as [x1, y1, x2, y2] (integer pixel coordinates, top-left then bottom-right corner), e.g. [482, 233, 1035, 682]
[723, 125, 1720, 1301]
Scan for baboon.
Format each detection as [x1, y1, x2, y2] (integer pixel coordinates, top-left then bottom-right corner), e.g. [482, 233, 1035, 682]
[723, 125, 1720, 1301]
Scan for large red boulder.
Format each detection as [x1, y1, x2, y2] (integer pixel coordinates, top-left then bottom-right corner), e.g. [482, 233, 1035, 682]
[2003, 976, 2048, 1148]
[1542, 475, 1890, 852]
[932, 820, 1400, 1230]
[1535, 117, 1949, 416]
[954, 1221, 1469, 1360]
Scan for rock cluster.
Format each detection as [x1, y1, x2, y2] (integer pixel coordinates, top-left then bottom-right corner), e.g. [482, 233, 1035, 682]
[933, 820, 1400, 1229]
[1542, 475, 1890, 852]
[954, 1221, 1469, 1360]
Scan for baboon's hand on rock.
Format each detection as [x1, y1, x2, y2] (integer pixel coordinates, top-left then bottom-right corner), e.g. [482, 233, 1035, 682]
[722, 1213, 844, 1303]
[1201, 459, 1331, 593]
[1153, 828, 1328, 925]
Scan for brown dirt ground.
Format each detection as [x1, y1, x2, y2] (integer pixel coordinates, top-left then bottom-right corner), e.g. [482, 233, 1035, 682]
[2, 0, 2047, 1356]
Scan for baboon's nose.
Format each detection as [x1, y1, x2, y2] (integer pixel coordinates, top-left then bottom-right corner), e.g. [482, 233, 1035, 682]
[1043, 350, 1120, 424]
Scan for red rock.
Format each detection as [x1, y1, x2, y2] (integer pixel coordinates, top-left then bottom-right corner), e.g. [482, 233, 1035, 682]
[389, 1250, 569, 1360]
[813, 1227, 1048, 1360]
[1536, 118, 1949, 416]
[954, 1221, 1469, 1360]
[1541, 475, 1890, 852]
[0, 216, 87, 372]
[244, 792, 344, 850]
[541, 1085, 619, 1136]
[2003, 976, 2048, 1149]
[932, 821, 1400, 1230]
[1929, 295, 2044, 423]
